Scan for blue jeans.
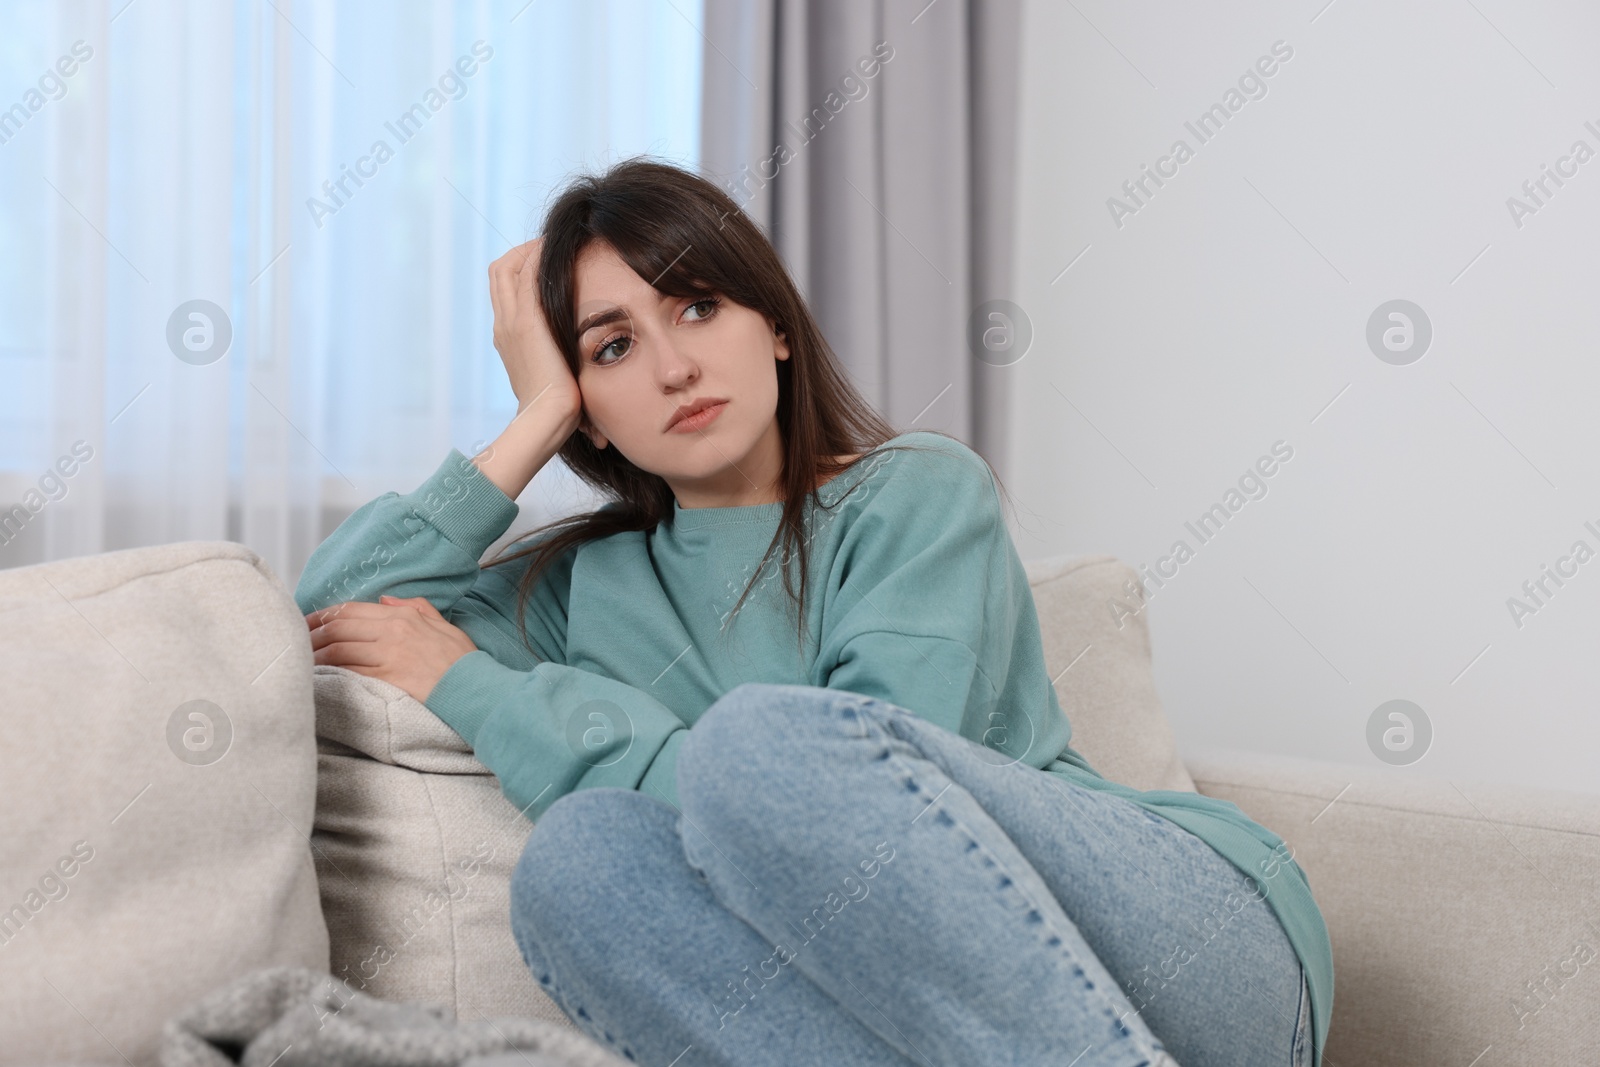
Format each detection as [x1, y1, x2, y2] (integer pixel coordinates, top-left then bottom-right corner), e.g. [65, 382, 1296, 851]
[510, 683, 1311, 1067]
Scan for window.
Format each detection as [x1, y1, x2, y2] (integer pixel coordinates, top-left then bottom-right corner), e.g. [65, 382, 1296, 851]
[0, 0, 704, 586]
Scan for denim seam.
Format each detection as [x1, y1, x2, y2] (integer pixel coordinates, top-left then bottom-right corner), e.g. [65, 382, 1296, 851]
[523, 930, 603, 1047]
[1291, 968, 1311, 1067]
[850, 699, 1170, 1065]
[516, 838, 651, 1061]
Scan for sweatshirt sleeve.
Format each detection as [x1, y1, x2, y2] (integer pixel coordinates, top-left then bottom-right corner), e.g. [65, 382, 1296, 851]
[423, 650, 690, 819]
[819, 436, 1072, 770]
[293, 447, 562, 666]
[294, 448, 691, 819]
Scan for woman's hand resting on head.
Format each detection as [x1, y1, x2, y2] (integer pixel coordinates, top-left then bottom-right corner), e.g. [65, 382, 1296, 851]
[305, 595, 478, 705]
[489, 238, 583, 431]
[471, 239, 589, 503]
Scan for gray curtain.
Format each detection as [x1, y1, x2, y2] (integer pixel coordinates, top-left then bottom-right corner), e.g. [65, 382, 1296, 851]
[699, 0, 1023, 478]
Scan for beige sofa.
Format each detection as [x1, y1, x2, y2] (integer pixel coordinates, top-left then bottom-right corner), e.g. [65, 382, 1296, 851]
[2, 540, 1596, 1066]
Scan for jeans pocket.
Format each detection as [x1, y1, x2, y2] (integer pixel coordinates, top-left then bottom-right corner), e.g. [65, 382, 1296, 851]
[1291, 967, 1312, 1067]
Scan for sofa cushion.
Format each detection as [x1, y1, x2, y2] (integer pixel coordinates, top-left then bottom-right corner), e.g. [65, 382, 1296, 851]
[312, 665, 573, 1029]
[1023, 553, 1195, 793]
[0, 541, 329, 1065]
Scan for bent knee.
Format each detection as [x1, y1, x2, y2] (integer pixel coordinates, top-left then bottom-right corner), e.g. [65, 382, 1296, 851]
[510, 788, 670, 924]
[681, 682, 849, 778]
[680, 684, 870, 836]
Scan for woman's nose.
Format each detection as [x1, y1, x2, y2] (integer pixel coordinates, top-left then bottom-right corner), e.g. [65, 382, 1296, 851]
[655, 340, 698, 389]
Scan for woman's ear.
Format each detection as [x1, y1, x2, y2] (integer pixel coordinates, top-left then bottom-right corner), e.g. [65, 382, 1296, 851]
[580, 412, 608, 450]
[773, 322, 790, 362]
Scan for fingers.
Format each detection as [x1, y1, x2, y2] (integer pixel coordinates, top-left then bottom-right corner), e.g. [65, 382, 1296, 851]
[490, 250, 518, 333]
[379, 594, 445, 620]
[304, 600, 390, 629]
[490, 239, 542, 344]
[304, 598, 430, 630]
[516, 238, 541, 303]
[306, 615, 391, 651]
[313, 642, 386, 668]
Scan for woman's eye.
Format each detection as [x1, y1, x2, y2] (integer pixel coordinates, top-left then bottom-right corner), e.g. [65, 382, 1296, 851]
[684, 298, 719, 322]
[593, 334, 631, 365]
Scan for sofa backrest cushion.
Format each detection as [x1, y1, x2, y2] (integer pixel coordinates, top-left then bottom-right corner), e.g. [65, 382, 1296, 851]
[312, 665, 573, 1029]
[1023, 553, 1195, 793]
[0, 541, 329, 1064]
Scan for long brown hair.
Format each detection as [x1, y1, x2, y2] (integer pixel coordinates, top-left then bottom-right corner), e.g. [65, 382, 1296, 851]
[483, 157, 969, 658]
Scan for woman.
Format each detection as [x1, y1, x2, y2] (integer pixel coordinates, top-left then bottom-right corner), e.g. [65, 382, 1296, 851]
[296, 158, 1331, 1067]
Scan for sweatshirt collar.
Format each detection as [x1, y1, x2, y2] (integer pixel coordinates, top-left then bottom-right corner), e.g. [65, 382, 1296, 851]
[665, 443, 898, 531]
[668, 497, 786, 531]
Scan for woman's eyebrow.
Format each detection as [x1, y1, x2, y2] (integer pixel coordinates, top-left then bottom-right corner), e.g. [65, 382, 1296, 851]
[576, 306, 630, 335]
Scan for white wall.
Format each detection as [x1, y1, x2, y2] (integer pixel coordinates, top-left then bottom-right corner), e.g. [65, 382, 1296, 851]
[1009, 0, 1600, 795]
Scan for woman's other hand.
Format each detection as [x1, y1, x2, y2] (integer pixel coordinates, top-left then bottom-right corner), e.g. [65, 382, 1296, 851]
[489, 238, 583, 430]
[305, 595, 479, 704]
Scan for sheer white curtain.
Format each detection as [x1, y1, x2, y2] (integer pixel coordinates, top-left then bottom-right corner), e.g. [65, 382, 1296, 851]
[0, 0, 703, 588]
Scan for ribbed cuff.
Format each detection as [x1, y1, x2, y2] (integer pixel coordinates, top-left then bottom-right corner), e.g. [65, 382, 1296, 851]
[637, 729, 685, 811]
[424, 649, 528, 746]
[406, 448, 521, 560]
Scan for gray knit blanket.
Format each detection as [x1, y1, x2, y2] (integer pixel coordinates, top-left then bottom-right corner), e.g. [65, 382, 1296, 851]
[155, 966, 629, 1067]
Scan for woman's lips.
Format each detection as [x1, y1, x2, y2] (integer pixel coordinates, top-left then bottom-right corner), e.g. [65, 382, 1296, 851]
[667, 401, 728, 433]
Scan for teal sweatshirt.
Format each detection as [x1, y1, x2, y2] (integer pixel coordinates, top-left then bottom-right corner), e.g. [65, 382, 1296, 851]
[294, 429, 1332, 1063]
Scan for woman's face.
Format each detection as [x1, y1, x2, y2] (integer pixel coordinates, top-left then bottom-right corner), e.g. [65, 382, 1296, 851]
[571, 240, 791, 509]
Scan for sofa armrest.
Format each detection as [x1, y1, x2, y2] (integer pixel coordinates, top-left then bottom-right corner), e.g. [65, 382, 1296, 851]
[1186, 747, 1600, 1067]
